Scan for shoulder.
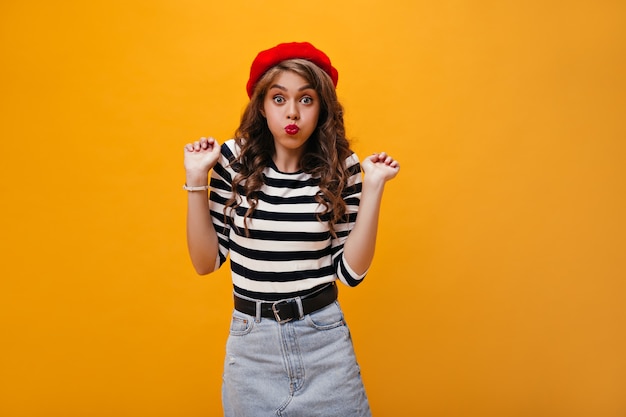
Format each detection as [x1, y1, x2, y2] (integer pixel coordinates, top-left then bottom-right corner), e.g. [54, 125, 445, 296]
[220, 139, 240, 159]
[217, 139, 244, 170]
[345, 151, 362, 174]
[212, 139, 242, 180]
[345, 151, 360, 164]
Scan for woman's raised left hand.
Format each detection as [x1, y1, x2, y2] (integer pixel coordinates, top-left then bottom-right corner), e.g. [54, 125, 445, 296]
[361, 152, 400, 183]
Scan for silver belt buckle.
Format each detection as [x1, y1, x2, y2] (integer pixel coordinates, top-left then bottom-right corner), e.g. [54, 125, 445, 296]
[271, 300, 293, 324]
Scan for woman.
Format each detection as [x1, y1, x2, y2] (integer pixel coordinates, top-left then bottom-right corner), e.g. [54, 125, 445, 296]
[183, 42, 399, 416]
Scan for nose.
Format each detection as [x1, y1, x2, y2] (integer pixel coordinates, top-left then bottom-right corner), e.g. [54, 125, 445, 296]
[286, 101, 299, 120]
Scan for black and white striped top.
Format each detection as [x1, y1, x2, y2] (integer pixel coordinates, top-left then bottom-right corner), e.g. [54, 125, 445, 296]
[209, 139, 366, 301]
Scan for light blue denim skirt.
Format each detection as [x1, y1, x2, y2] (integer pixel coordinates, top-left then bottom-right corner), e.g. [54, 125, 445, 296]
[222, 300, 372, 417]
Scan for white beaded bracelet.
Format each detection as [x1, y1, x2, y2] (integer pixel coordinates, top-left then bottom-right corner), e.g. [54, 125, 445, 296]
[183, 184, 209, 191]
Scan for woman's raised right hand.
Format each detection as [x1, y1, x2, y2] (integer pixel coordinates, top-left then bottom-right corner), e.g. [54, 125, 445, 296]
[183, 137, 221, 181]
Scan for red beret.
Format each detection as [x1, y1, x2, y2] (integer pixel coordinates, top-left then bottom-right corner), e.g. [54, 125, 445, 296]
[246, 42, 338, 98]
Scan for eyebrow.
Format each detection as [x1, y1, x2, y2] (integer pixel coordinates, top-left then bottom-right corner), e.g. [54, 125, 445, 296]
[268, 84, 315, 92]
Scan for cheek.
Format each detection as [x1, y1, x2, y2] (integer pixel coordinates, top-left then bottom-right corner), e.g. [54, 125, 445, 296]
[312, 109, 321, 126]
[263, 106, 277, 123]
[266, 110, 280, 125]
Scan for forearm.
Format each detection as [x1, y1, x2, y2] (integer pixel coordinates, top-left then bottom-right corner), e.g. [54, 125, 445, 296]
[185, 173, 219, 275]
[342, 178, 386, 276]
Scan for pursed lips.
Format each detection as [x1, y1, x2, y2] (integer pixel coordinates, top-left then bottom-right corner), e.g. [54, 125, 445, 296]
[284, 124, 300, 135]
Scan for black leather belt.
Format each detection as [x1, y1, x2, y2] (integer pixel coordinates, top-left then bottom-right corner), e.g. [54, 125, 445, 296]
[233, 282, 338, 323]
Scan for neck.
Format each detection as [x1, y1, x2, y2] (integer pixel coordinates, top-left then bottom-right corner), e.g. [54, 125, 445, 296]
[273, 148, 304, 173]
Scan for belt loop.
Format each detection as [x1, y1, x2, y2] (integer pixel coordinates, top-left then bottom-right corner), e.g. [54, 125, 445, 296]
[255, 300, 262, 323]
[295, 297, 304, 320]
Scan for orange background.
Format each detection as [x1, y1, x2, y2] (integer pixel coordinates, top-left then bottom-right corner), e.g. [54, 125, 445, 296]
[1, 1, 625, 416]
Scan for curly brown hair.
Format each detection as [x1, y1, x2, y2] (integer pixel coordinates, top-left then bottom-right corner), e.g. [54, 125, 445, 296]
[226, 59, 354, 237]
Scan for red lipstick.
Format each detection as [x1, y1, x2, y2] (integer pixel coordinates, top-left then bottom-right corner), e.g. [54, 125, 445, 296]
[285, 124, 299, 135]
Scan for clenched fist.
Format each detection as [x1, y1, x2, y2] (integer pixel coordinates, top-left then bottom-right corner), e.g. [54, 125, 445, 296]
[184, 137, 221, 185]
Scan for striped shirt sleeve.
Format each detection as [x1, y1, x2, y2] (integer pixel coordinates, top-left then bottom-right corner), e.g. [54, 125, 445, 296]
[208, 143, 237, 270]
[332, 153, 368, 287]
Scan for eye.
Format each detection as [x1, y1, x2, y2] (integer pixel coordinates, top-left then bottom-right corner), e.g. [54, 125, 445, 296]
[272, 95, 285, 104]
[300, 96, 313, 105]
